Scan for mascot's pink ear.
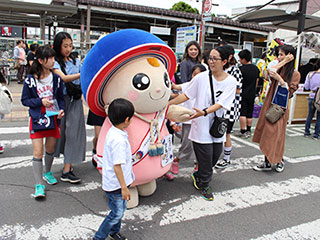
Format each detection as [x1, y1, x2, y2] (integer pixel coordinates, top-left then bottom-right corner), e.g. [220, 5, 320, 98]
[80, 29, 176, 117]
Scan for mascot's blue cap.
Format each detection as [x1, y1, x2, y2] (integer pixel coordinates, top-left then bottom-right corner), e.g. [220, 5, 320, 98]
[81, 29, 176, 117]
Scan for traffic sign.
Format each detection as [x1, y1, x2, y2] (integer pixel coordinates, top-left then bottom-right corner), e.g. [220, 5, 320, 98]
[204, 0, 212, 13]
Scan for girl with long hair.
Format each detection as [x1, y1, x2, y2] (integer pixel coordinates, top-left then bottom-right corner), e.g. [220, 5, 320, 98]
[252, 45, 300, 172]
[21, 45, 65, 198]
[164, 41, 203, 180]
[53, 32, 86, 183]
[169, 46, 237, 200]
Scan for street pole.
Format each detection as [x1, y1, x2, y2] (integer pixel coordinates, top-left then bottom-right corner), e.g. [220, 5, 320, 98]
[199, 0, 205, 49]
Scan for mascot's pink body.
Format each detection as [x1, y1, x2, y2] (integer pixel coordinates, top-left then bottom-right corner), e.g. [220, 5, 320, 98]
[97, 111, 171, 186]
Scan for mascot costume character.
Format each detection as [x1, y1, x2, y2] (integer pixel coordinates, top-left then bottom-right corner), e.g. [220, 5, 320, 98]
[81, 29, 193, 208]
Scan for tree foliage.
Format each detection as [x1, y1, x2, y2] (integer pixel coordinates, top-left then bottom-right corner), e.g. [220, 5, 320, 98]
[171, 1, 199, 14]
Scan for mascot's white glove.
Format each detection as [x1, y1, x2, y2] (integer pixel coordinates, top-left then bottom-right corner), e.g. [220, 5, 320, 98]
[167, 105, 194, 123]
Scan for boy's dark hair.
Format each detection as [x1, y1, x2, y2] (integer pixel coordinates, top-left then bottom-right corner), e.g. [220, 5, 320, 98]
[192, 64, 206, 74]
[108, 98, 135, 126]
[30, 44, 39, 52]
[29, 45, 56, 79]
[238, 49, 252, 62]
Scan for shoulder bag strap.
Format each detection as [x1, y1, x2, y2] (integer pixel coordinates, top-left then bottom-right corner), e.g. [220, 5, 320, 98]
[208, 70, 217, 117]
[208, 70, 215, 105]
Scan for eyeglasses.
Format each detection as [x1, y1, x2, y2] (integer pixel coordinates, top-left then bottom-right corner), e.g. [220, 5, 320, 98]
[208, 56, 222, 62]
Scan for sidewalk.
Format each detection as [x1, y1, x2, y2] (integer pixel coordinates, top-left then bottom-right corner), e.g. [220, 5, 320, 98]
[2, 80, 89, 122]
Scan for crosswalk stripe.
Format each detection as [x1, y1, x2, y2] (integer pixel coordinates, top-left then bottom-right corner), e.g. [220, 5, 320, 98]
[1, 136, 94, 148]
[0, 151, 93, 170]
[159, 175, 320, 226]
[251, 218, 320, 240]
[1, 175, 319, 240]
[0, 125, 94, 134]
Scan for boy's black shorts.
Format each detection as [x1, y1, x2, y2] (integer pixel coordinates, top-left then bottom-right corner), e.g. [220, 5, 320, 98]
[240, 97, 255, 118]
[226, 120, 234, 134]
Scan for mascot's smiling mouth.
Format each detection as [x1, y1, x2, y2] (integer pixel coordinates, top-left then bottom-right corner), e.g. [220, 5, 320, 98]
[149, 92, 166, 101]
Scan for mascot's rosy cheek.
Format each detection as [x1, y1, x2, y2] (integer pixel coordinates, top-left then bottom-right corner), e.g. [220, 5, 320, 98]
[128, 90, 139, 102]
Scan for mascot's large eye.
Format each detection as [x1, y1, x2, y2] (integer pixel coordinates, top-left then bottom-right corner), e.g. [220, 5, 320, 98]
[133, 73, 150, 91]
[164, 72, 170, 88]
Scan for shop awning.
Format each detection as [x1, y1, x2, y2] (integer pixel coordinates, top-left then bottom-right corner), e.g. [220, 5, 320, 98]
[235, 8, 320, 33]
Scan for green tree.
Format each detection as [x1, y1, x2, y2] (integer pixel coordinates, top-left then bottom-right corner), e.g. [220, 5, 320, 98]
[171, 1, 199, 14]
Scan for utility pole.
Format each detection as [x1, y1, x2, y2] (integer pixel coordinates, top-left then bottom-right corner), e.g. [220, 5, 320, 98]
[199, 0, 217, 49]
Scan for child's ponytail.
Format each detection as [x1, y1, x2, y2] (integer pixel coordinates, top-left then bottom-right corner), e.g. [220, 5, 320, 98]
[29, 45, 56, 79]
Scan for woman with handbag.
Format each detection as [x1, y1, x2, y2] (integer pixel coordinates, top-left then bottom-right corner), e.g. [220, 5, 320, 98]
[169, 46, 237, 201]
[252, 45, 300, 172]
[53, 32, 86, 183]
[21, 45, 65, 198]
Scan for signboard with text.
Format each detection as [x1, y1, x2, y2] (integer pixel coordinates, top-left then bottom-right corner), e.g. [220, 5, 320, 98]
[175, 25, 197, 55]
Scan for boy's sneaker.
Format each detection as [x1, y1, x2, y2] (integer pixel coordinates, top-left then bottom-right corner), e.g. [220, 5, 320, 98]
[191, 172, 201, 190]
[0, 145, 4, 154]
[304, 133, 311, 137]
[275, 160, 285, 173]
[109, 232, 128, 240]
[245, 131, 252, 138]
[253, 161, 272, 171]
[43, 171, 58, 185]
[215, 159, 231, 169]
[170, 158, 179, 175]
[200, 186, 214, 201]
[60, 171, 81, 184]
[235, 131, 250, 139]
[312, 136, 319, 140]
[33, 184, 45, 199]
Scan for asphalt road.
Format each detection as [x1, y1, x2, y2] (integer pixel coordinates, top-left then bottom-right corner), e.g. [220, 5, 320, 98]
[0, 120, 320, 240]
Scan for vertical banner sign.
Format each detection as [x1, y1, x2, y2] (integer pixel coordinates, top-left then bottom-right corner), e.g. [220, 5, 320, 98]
[175, 26, 197, 55]
[259, 38, 284, 104]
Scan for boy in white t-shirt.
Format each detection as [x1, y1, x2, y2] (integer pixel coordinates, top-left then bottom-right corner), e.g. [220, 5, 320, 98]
[94, 98, 135, 240]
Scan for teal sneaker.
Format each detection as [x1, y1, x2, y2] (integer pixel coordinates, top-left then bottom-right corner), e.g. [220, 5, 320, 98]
[43, 171, 58, 185]
[200, 186, 214, 201]
[33, 184, 45, 199]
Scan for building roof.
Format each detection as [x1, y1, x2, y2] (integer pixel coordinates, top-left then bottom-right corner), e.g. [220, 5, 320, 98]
[75, 0, 273, 32]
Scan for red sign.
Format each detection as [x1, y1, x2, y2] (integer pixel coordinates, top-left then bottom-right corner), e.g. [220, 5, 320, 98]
[1, 27, 11, 37]
[204, 0, 212, 13]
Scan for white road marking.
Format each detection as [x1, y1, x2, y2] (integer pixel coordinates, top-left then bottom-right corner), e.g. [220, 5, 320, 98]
[231, 135, 260, 150]
[67, 181, 101, 193]
[0, 125, 94, 134]
[1, 176, 320, 239]
[251, 218, 320, 240]
[159, 175, 320, 226]
[286, 128, 301, 137]
[0, 151, 92, 169]
[0, 136, 94, 148]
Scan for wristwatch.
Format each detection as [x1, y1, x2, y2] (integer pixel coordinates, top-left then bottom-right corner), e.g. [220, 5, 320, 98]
[202, 108, 208, 116]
